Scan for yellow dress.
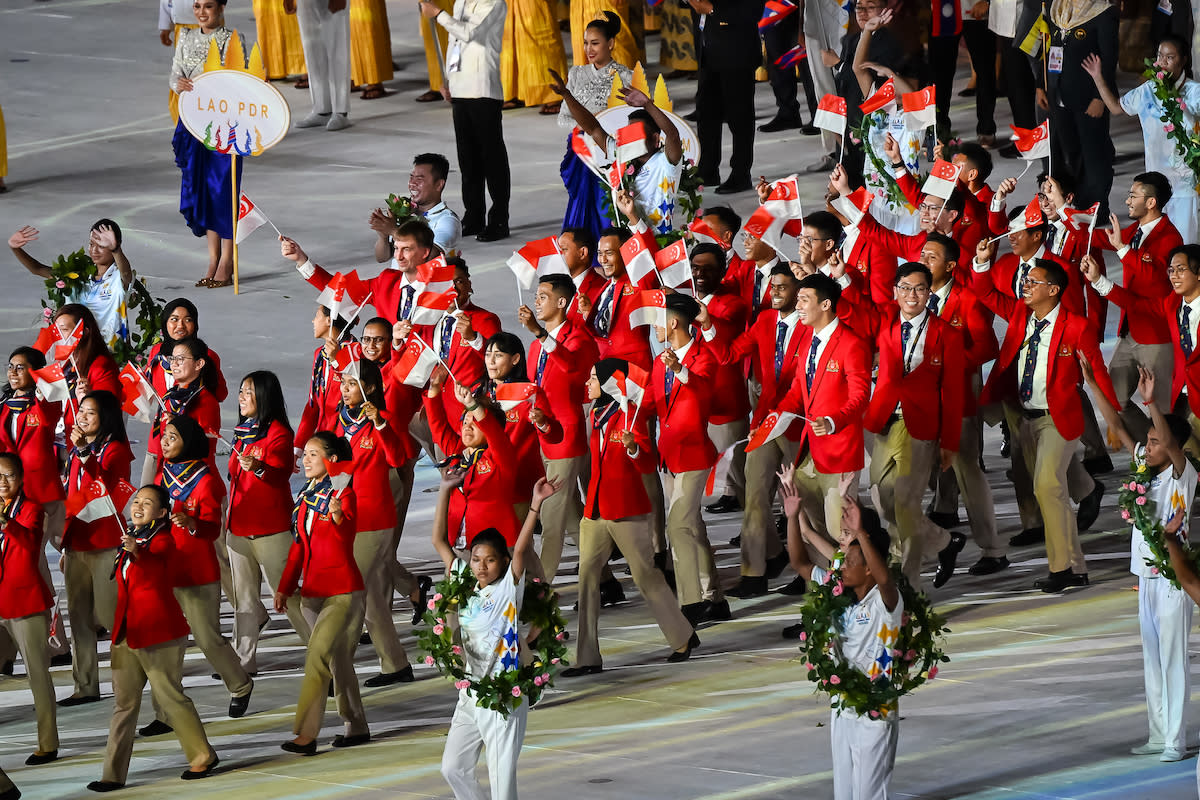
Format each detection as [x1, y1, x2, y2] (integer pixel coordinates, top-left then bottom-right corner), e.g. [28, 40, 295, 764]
[570, 0, 641, 68]
[499, 0, 568, 105]
[659, 3, 697, 71]
[350, 0, 393, 85]
[421, 0, 454, 92]
[253, 0, 306, 80]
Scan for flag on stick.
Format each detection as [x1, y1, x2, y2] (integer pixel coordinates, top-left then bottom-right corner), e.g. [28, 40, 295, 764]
[745, 411, 801, 453]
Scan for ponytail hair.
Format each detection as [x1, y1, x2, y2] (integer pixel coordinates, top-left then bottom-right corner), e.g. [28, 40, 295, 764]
[586, 9, 621, 40]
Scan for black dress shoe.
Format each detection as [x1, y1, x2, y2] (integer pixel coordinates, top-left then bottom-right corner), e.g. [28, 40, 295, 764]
[0, 660, 12, 675]
[698, 173, 720, 188]
[715, 175, 753, 195]
[228, 686, 252, 718]
[1076, 481, 1104, 531]
[87, 781, 124, 793]
[799, 124, 820, 136]
[1034, 570, 1089, 594]
[281, 740, 318, 756]
[758, 116, 803, 133]
[681, 601, 711, 627]
[934, 532, 968, 588]
[1083, 454, 1114, 476]
[653, 550, 670, 572]
[705, 598, 732, 622]
[560, 664, 603, 677]
[139, 719, 173, 737]
[364, 665, 415, 687]
[968, 555, 1010, 576]
[358, 632, 372, 646]
[667, 632, 701, 663]
[58, 694, 102, 707]
[461, 223, 484, 238]
[781, 622, 804, 640]
[726, 576, 768, 598]
[764, 550, 789, 580]
[705, 495, 742, 514]
[25, 750, 57, 766]
[180, 756, 218, 780]
[728, 534, 741, 547]
[999, 419, 1011, 457]
[50, 652, 72, 667]
[1009, 526, 1045, 546]
[331, 733, 371, 748]
[928, 511, 960, 530]
[412, 575, 433, 626]
[0, 788, 17, 800]
[777, 574, 809, 596]
[599, 577, 626, 607]
[476, 227, 510, 243]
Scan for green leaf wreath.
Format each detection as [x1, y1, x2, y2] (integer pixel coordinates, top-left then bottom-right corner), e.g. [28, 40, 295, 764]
[797, 559, 949, 718]
[417, 559, 570, 719]
[599, 158, 704, 239]
[851, 112, 916, 213]
[1142, 59, 1200, 184]
[1117, 458, 1200, 590]
[384, 194, 420, 224]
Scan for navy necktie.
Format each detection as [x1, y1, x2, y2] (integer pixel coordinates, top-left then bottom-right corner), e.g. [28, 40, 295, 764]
[1016, 261, 1032, 296]
[900, 321, 913, 371]
[596, 283, 615, 335]
[806, 335, 821, 392]
[754, 270, 765, 309]
[399, 285, 415, 321]
[1182, 305, 1194, 357]
[1131, 228, 1144, 250]
[664, 366, 675, 401]
[927, 293, 940, 315]
[1045, 225, 1057, 253]
[438, 316, 453, 360]
[775, 320, 788, 379]
[1019, 319, 1050, 404]
[536, 347, 549, 385]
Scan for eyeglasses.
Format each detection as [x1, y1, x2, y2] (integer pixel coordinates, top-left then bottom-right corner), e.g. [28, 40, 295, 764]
[917, 203, 944, 214]
[167, 355, 194, 364]
[360, 336, 390, 345]
[1021, 277, 1051, 287]
[0, 473, 17, 481]
[1168, 266, 1194, 276]
[5, 364, 27, 373]
[895, 283, 930, 295]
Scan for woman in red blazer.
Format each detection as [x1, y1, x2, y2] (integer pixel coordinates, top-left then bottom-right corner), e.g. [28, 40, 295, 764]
[91, 484, 217, 790]
[334, 356, 413, 687]
[226, 370, 310, 674]
[1, 346, 65, 553]
[148, 337, 222, 476]
[294, 305, 356, 452]
[144, 299, 229, 401]
[61, 389, 133, 705]
[563, 359, 697, 677]
[53, 304, 120, 432]
[0, 453, 59, 766]
[275, 432, 369, 755]
[156, 416, 253, 716]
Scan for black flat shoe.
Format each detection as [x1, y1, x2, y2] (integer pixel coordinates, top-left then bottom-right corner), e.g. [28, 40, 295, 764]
[705, 599, 732, 622]
[561, 664, 603, 677]
[358, 632, 372, 646]
[138, 719, 173, 737]
[728, 534, 741, 547]
[667, 632, 701, 663]
[968, 555, 1010, 576]
[758, 116, 803, 133]
[777, 574, 808, 596]
[50, 652, 72, 667]
[282, 740, 318, 756]
[228, 686, 252, 718]
[705, 495, 741, 514]
[1009, 526, 1045, 546]
[25, 750, 57, 766]
[727, 576, 767, 598]
[599, 577, 626, 607]
[927, 511, 960, 529]
[180, 756, 218, 780]
[934, 532, 967, 588]
[1034, 570, 1089, 594]
[331, 733, 370, 748]
[412, 575, 433, 626]
[1076, 481, 1104, 531]
[765, 551, 789, 580]
[58, 694, 102, 707]
[681, 601, 711, 627]
[476, 227, 510, 243]
[363, 665, 415, 687]
[714, 175, 753, 195]
[87, 781, 125, 793]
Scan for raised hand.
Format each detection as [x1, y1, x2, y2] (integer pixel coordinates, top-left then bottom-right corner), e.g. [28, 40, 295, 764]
[1079, 253, 1101, 283]
[547, 68, 569, 97]
[1105, 212, 1123, 251]
[368, 208, 395, 235]
[279, 236, 307, 263]
[617, 85, 651, 108]
[531, 475, 564, 507]
[1137, 364, 1156, 406]
[90, 224, 118, 252]
[8, 226, 38, 250]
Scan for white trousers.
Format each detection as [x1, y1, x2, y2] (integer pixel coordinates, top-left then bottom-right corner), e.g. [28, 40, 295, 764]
[296, 0, 350, 115]
[441, 690, 528, 800]
[830, 708, 898, 800]
[1140, 575, 1194, 752]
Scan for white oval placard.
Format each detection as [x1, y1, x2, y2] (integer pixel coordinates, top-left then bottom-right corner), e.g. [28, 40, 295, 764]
[179, 70, 290, 156]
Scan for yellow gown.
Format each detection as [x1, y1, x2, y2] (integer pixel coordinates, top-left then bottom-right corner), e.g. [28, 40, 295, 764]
[570, 0, 640, 68]
[421, 0, 453, 92]
[499, 0, 568, 105]
[658, 3, 697, 71]
[253, 0, 306, 80]
[350, 0, 393, 85]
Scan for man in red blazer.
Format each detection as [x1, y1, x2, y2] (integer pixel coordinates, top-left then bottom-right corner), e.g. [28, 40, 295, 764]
[842, 261, 969, 589]
[692, 244, 752, 515]
[700, 264, 805, 596]
[294, 308, 356, 452]
[519, 274, 601, 579]
[774, 272, 871, 553]
[576, 226, 653, 371]
[1094, 172, 1183, 441]
[648, 293, 729, 625]
[723, 226, 779, 321]
[559, 227, 607, 321]
[971, 247, 1119, 593]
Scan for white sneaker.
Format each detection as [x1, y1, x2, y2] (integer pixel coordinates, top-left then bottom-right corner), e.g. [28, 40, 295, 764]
[294, 112, 329, 129]
[1130, 742, 1164, 755]
[1160, 748, 1187, 762]
[325, 114, 351, 132]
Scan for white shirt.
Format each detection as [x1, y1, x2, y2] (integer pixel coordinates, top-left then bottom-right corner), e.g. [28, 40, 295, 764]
[808, 318, 838, 373]
[755, 258, 778, 308]
[1130, 444, 1197, 578]
[537, 320, 567, 359]
[811, 565, 904, 683]
[1181, 295, 1200, 351]
[896, 309, 928, 374]
[1011, 246, 1046, 296]
[71, 266, 127, 348]
[423, 202, 462, 257]
[1116, 215, 1163, 261]
[159, 0, 196, 30]
[667, 337, 693, 385]
[1019, 304, 1060, 410]
[436, 0, 506, 101]
[611, 148, 683, 236]
[454, 558, 525, 680]
[930, 279, 953, 317]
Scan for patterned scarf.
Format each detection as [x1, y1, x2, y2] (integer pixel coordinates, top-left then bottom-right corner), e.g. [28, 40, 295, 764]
[154, 383, 203, 437]
[233, 417, 265, 449]
[1, 388, 34, 415]
[161, 459, 209, 503]
[308, 351, 329, 406]
[113, 518, 168, 579]
[69, 437, 113, 491]
[291, 476, 334, 541]
[337, 403, 369, 440]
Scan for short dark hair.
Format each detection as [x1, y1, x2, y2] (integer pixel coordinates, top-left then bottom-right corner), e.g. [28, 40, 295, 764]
[449, 255, 469, 275]
[1161, 413, 1193, 449]
[599, 225, 633, 245]
[137, 483, 171, 511]
[769, 262, 797, 281]
[539, 273, 576, 300]
[9, 346, 46, 371]
[1169, 244, 1200, 276]
[80, 390, 129, 444]
[943, 188, 966, 216]
[925, 232, 959, 263]
[847, 505, 891, 565]
[308, 430, 353, 463]
[895, 262, 933, 287]
[0, 452, 24, 480]
[690, 242, 728, 273]
[798, 272, 841, 310]
[951, 142, 993, 182]
[562, 227, 597, 258]
[805, 211, 841, 243]
[1039, 170, 1077, 201]
[91, 218, 123, 248]
[318, 304, 356, 335]
[704, 206, 742, 235]
[396, 218, 435, 251]
[664, 292, 701, 324]
[363, 316, 392, 334]
[413, 153, 450, 184]
[1134, 171, 1174, 209]
[627, 109, 661, 138]
[469, 528, 511, 560]
[1033, 258, 1068, 292]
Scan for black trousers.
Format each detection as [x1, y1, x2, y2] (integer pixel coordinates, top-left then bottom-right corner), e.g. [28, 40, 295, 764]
[927, 34, 960, 142]
[1050, 102, 1114, 211]
[962, 19, 997, 136]
[998, 36, 1036, 130]
[696, 65, 757, 181]
[761, 15, 801, 121]
[451, 97, 511, 230]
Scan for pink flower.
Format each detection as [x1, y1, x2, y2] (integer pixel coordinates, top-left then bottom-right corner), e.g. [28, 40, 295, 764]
[1121, 483, 1129, 491]
[1137, 496, 1147, 506]
[798, 631, 807, 641]
[511, 686, 522, 697]
[869, 710, 881, 719]
[55, 280, 65, 289]
[830, 675, 841, 685]
[901, 613, 911, 625]
[906, 649, 916, 660]
[928, 665, 939, 679]
[433, 624, 445, 635]
[1138, 484, 1147, 494]
[551, 657, 561, 664]
[425, 655, 435, 665]
[1151, 567, 1160, 575]
[1180, 99, 1188, 111]
[1157, 71, 1167, 80]
[533, 675, 544, 686]
[433, 593, 444, 601]
[427, 599, 437, 610]
[805, 662, 815, 671]
[42, 308, 52, 319]
[452, 645, 462, 655]
[436, 617, 445, 625]
[1166, 122, 1177, 133]
[555, 632, 566, 641]
[541, 672, 550, 682]
[1121, 510, 1132, 522]
[832, 583, 844, 596]
[454, 680, 470, 690]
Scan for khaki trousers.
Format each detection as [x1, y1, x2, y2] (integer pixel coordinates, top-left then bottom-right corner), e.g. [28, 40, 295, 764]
[1185, 407, 1200, 459]
[576, 515, 693, 667]
[173, 583, 252, 697]
[296, 592, 368, 740]
[1111, 337, 1175, 443]
[662, 469, 723, 605]
[352, 529, 409, 674]
[932, 416, 1004, 557]
[708, 418, 750, 504]
[643, 471, 668, 554]
[869, 421, 952, 586]
[387, 461, 419, 598]
[103, 638, 214, 784]
[1005, 407, 1089, 573]
[794, 453, 858, 546]
[739, 436, 796, 576]
[0, 611, 57, 753]
[228, 532, 311, 673]
[64, 547, 119, 696]
[538, 454, 586, 578]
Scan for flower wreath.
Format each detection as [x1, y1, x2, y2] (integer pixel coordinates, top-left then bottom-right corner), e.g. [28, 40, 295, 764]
[384, 194, 420, 226]
[797, 558, 949, 718]
[600, 158, 704, 247]
[1117, 457, 1200, 590]
[850, 112, 916, 213]
[416, 559, 570, 718]
[1141, 59, 1200, 189]
[39, 249, 164, 367]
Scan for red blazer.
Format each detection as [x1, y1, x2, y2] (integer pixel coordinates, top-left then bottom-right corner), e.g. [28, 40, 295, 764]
[845, 230, 900, 306]
[158, 465, 225, 587]
[722, 254, 774, 320]
[587, 277, 652, 371]
[279, 487, 363, 598]
[113, 523, 191, 649]
[985, 251, 1086, 319]
[528, 318, 600, 460]
[973, 268, 1120, 441]
[306, 262, 423, 327]
[648, 342, 718, 473]
[776, 323, 872, 473]
[895, 172, 988, 257]
[0, 496, 52, 619]
[701, 288, 752, 424]
[568, 269, 608, 321]
[426, 302, 502, 422]
[295, 346, 344, 449]
[227, 421, 295, 537]
[0, 397, 64, 505]
[426, 399, 522, 544]
[939, 281, 999, 417]
[584, 404, 656, 521]
[1095, 217, 1184, 344]
[489, 384, 563, 501]
[704, 310, 807, 436]
[63, 437, 134, 551]
[150, 384, 221, 468]
[859, 212, 926, 264]
[145, 341, 229, 402]
[379, 362, 422, 460]
[1104, 286, 1200, 417]
[64, 354, 120, 432]
[335, 410, 411, 533]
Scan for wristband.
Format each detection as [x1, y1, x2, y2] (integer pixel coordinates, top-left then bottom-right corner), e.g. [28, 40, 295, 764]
[530, 506, 542, 515]
[465, 402, 479, 412]
[891, 161, 904, 170]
